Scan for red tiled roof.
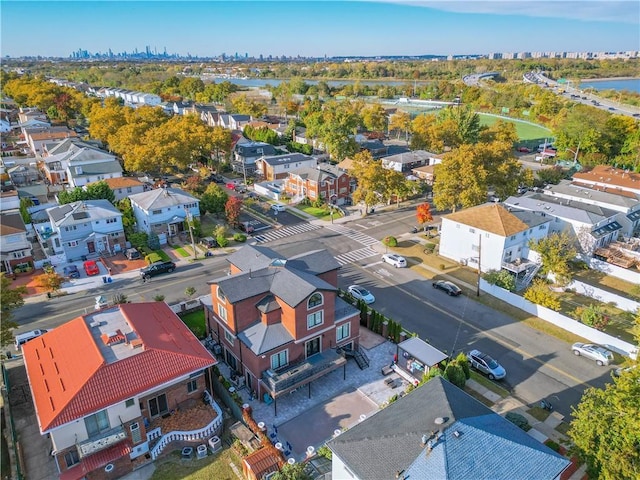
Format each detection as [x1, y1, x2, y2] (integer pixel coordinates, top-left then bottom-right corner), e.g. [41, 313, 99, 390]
[24, 302, 216, 432]
[572, 165, 640, 192]
[58, 440, 131, 480]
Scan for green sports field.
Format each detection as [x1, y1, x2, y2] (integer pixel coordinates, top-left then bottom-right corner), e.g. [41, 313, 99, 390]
[478, 113, 552, 140]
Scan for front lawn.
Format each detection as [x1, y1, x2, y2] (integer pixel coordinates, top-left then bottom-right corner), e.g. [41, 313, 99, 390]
[172, 245, 191, 258]
[296, 204, 343, 221]
[180, 310, 206, 339]
[151, 448, 242, 480]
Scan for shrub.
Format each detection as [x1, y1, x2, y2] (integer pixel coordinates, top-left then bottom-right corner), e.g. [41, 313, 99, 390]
[153, 294, 165, 302]
[455, 352, 471, 379]
[216, 235, 229, 247]
[383, 236, 398, 247]
[483, 269, 516, 292]
[505, 412, 531, 431]
[578, 304, 609, 330]
[544, 440, 561, 452]
[523, 279, 561, 311]
[424, 243, 436, 254]
[233, 233, 247, 242]
[145, 253, 162, 265]
[443, 363, 466, 389]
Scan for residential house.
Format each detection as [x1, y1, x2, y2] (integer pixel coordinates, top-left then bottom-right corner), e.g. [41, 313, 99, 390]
[358, 140, 388, 158]
[23, 302, 220, 480]
[256, 153, 316, 181]
[440, 203, 551, 282]
[327, 376, 569, 480]
[283, 163, 352, 205]
[129, 187, 200, 243]
[572, 165, 640, 196]
[184, 103, 218, 123]
[24, 127, 78, 156]
[44, 200, 125, 261]
[412, 164, 436, 184]
[171, 101, 192, 116]
[382, 150, 442, 174]
[0, 211, 33, 274]
[232, 141, 277, 177]
[542, 180, 640, 238]
[0, 118, 10, 133]
[18, 118, 51, 135]
[203, 245, 361, 407]
[226, 114, 252, 131]
[40, 139, 120, 186]
[503, 191, 624, 255]
[0, 185, 20, 211]
[18, 107, 48, 124]
[67, 158, 123, 188]
[7, 163, 40, 186]
[90, 177, 145, 201]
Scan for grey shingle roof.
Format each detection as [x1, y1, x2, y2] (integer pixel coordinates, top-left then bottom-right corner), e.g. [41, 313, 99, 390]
[327, 377, 569, 480]
[238, 320, 294, 355]
[68, 161, 123, 177]
[548, 180, 639, 210]
[261, 152, 313, 166]
[129, 187, 198, 211]
[504, 193, 619, 225]
[226, 245, 283, 272]
[47, 200, 121, 226]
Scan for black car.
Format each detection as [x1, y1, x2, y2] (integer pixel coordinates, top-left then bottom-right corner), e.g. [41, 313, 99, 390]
[63, 264, 80, 279]
[432, 280, 462, 296]
[140, 261, 176, 279]
[238, 222, 254, 234]
[208, 174, 225, 183]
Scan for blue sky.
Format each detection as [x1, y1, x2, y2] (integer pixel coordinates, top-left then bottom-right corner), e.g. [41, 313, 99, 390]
[1, 1, 638, 58]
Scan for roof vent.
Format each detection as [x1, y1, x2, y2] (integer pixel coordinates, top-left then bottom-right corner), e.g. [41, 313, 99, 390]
[453, 430, 461, 438]
[89, 320, 102, 328]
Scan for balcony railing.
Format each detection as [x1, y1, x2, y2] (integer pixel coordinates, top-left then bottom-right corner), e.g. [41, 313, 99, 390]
[262, 349, 346, 396]
[77, 424, 127, 458]
[501, 259, 534, 274]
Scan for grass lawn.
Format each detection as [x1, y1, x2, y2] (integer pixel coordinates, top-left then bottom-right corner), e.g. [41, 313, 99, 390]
[555, 422, 571, 436]
[470, 371, 510, 398]
[477, 113, 552, 140]
[151, 448, 242, 480]
[296, 204, 342, 220]
[573, 269, 640, 301]
[180, 310, 206, 339]
[172, 245, 191, 258]
[527, 405, 552, 422]
[464, 386, 495, 407]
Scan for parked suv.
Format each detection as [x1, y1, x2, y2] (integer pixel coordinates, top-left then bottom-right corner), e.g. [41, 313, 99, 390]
[467, 349, 506, 380]
[140, 261, 176, 279]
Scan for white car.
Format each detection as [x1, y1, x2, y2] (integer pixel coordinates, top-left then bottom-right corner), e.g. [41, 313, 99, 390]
[382, 254, 407, 268]
[572, 343, 614, 366]
[271, 204, 286, 213]
[347, 285, 375, 304]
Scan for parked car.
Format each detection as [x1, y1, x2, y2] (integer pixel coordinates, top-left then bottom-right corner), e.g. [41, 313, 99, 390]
[347, 285, 375, 304]
[14, 329, 48, 350]
[271, 204, 286, 213]
[517, 146, 531, 153]
[208, 174, 224, 183]
[140, 261, 176, 279]
[226, 182, 237, 190]
[83, 260, 100, 276]
[234, 184, 247, 193]
[125, 248, 141, 260]
[467, 349, 506, 380]
[62, 264, 80, 279]
[432, 280, 462, 296]
[238, 222, 255, 234]
[381, 253, 407, 268]
[200, 236, 218, 248]
[572, 343, 614, 366]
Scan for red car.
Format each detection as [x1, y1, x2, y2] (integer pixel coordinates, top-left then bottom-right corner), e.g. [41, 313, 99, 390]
[517, 146, 531, 153]
[226, 182, 236, 190]
[83, 260, 100, 276]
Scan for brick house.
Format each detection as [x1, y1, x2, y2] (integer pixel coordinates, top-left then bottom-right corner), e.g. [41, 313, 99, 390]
[203, 245, 361, 411]
[283, 164, 352, 205]
[255, 153, 316, 181]
[23, 302, 219, 480]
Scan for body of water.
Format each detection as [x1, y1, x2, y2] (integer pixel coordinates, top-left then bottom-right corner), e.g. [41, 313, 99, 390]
[578, 78, 640, 93]
[203, 77, 425, 89]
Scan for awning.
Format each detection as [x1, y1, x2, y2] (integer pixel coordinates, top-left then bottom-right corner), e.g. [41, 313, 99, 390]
[168, 214, 186, 224]
[397, 337, 448, 367]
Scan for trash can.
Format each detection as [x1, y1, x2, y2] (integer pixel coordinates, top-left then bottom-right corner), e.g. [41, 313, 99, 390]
[102, 276, 107, 284]
[5, 351, 12, 359]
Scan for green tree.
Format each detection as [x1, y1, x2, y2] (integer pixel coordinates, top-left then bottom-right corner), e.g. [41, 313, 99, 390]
[529, 232, 577, 286]
[19, 197, 34, 224]
[185, 286, 197, 298]
[483, 270, 516, 292]
[85, 180, 116, 203]
[523, 279, 561, 311]
[443, 362, 466, 389]
[270, 462, 311, 480]
[568, 364, 640, 479]
[58, 187, 90, 205]
[116, 198, 136, 235]
[436, 105, 481, 146]
[0, 273, 27, 347]
[200, 183, 229, 217]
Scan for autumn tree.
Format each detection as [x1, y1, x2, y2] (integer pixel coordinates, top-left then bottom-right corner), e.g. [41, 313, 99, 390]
[416, 203, 433, 225]
[388, 110, 411, 141]
[522, 279, 561, 311]
[225, 196, 243, 226]
[409, 113, 441, 152]
[200, 183, 229, 217]
[35, 271, 65, 296]
[350, 151, 386, 212]
[0, 274, 27, 347]
[433, 145, 488, 212]
[528, 231, 578, 286]
[361, 103, 388, 132]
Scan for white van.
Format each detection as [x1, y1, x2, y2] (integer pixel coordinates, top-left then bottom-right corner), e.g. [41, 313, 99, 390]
[14, 329, 48, 350]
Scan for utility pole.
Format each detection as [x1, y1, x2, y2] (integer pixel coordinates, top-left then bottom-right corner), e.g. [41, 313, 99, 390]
[185, 208, 197, 260]
[476, 233, 482, 297]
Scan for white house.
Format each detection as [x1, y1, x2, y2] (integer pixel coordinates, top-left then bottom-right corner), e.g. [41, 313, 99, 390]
[23, 302, 219, 480]
[89, 177, 145, 201]
[0, 211, 33, 274]
[440, 203, 551, 281]
[44, 200, 125, 261]
[129, 187, 200, 244]
[255, 152, 317, 181]
[41, 139, 121, 186]
[382, 150, 443, 173]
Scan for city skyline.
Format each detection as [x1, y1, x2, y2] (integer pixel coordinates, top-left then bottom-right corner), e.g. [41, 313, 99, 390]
[1, 1, 639, 58]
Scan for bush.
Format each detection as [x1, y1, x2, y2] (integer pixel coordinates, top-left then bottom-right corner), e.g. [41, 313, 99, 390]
[523, 279, 561, 311]
[216, 235, 229, 247]
[424, 243, 436, 254]
[544, 439, 561, 452]
[145, 253, 162, 265]
[233, 233, 247, 242]
[483, 269, 516, 292]
[577, 304, 609, 330]
[505, 412, 531, 431]
[383, 236, 398, 247]
[443, 363, 467, 389]
[153, 294, 165, 302]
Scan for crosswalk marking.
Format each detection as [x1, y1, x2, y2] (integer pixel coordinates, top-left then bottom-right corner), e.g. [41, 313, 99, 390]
[335, 247, 378, 266]
[323, 224, 379, 247]
[253, 223, 322, 243]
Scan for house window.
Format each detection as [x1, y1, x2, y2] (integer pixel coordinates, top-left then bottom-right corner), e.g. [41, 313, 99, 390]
[217, 288, 227, 303]
[152, 209, 162, 215]
[510, 235, 516, 240]
[305, 337, 321, 358]
[12, 252, 24, 259]
[337, 322, 350, 342]
[307, 311, 323, 329]
[127, 187, 132, 193]
[64, 449, 80, 468]
[125, 398, 134, 408]
[148, 393, 168, 417]
[106, 218, 117, 224]
[217, 304, 227, 322]
[469, 228, 475, 233]
[84, 409, 110, 437]
[130, 422, 141, 444]
[271, 350, 288, 370]
[224, 330, 235, 346]
[187, 379, 198, 393]
[485, 233, 490, 238]
[308, 293, 323, 309]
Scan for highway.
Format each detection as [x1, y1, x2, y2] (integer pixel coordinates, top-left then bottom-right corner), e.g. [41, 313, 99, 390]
[12, 207, 618, 419]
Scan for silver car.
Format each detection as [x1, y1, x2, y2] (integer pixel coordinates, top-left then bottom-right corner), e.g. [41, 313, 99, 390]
[572, 343, 614, 366]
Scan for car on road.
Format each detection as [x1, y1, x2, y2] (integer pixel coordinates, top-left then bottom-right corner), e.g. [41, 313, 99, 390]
[432, 280, 462, 296]
[271, 204, 286, 213]
[83, 260, 100, 276]
[347, 285, 375, 304]
[208, 174, 224, 183]
[608, 107, 616, 111]
[140, 260, 176, 279]
[572, 343, 614, 366]
[234, 184, 247, 193]
[467, 349, 506, 380]
[63, 264, 80, 279]
[381, 253, 407, 268]
[516, 146, 531, 153]
[238, 222, 255, 234]
[226, 182, 237, 190]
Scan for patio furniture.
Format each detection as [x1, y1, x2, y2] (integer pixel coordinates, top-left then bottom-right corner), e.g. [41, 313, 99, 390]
[263, 393, 273, 405]
[381, 365, 393, 376]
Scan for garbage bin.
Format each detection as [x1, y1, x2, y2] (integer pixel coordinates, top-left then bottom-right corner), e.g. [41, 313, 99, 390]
[47, 292, 52, 299]
[102, 276, 108, 284]
[6, 351, 12, 359]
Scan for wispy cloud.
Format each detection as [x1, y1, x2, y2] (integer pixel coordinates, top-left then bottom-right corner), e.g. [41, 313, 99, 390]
[370, 1, 640, 24]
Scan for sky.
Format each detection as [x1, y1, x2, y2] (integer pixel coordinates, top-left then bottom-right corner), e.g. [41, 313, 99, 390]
[1, 1, 639, 58]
